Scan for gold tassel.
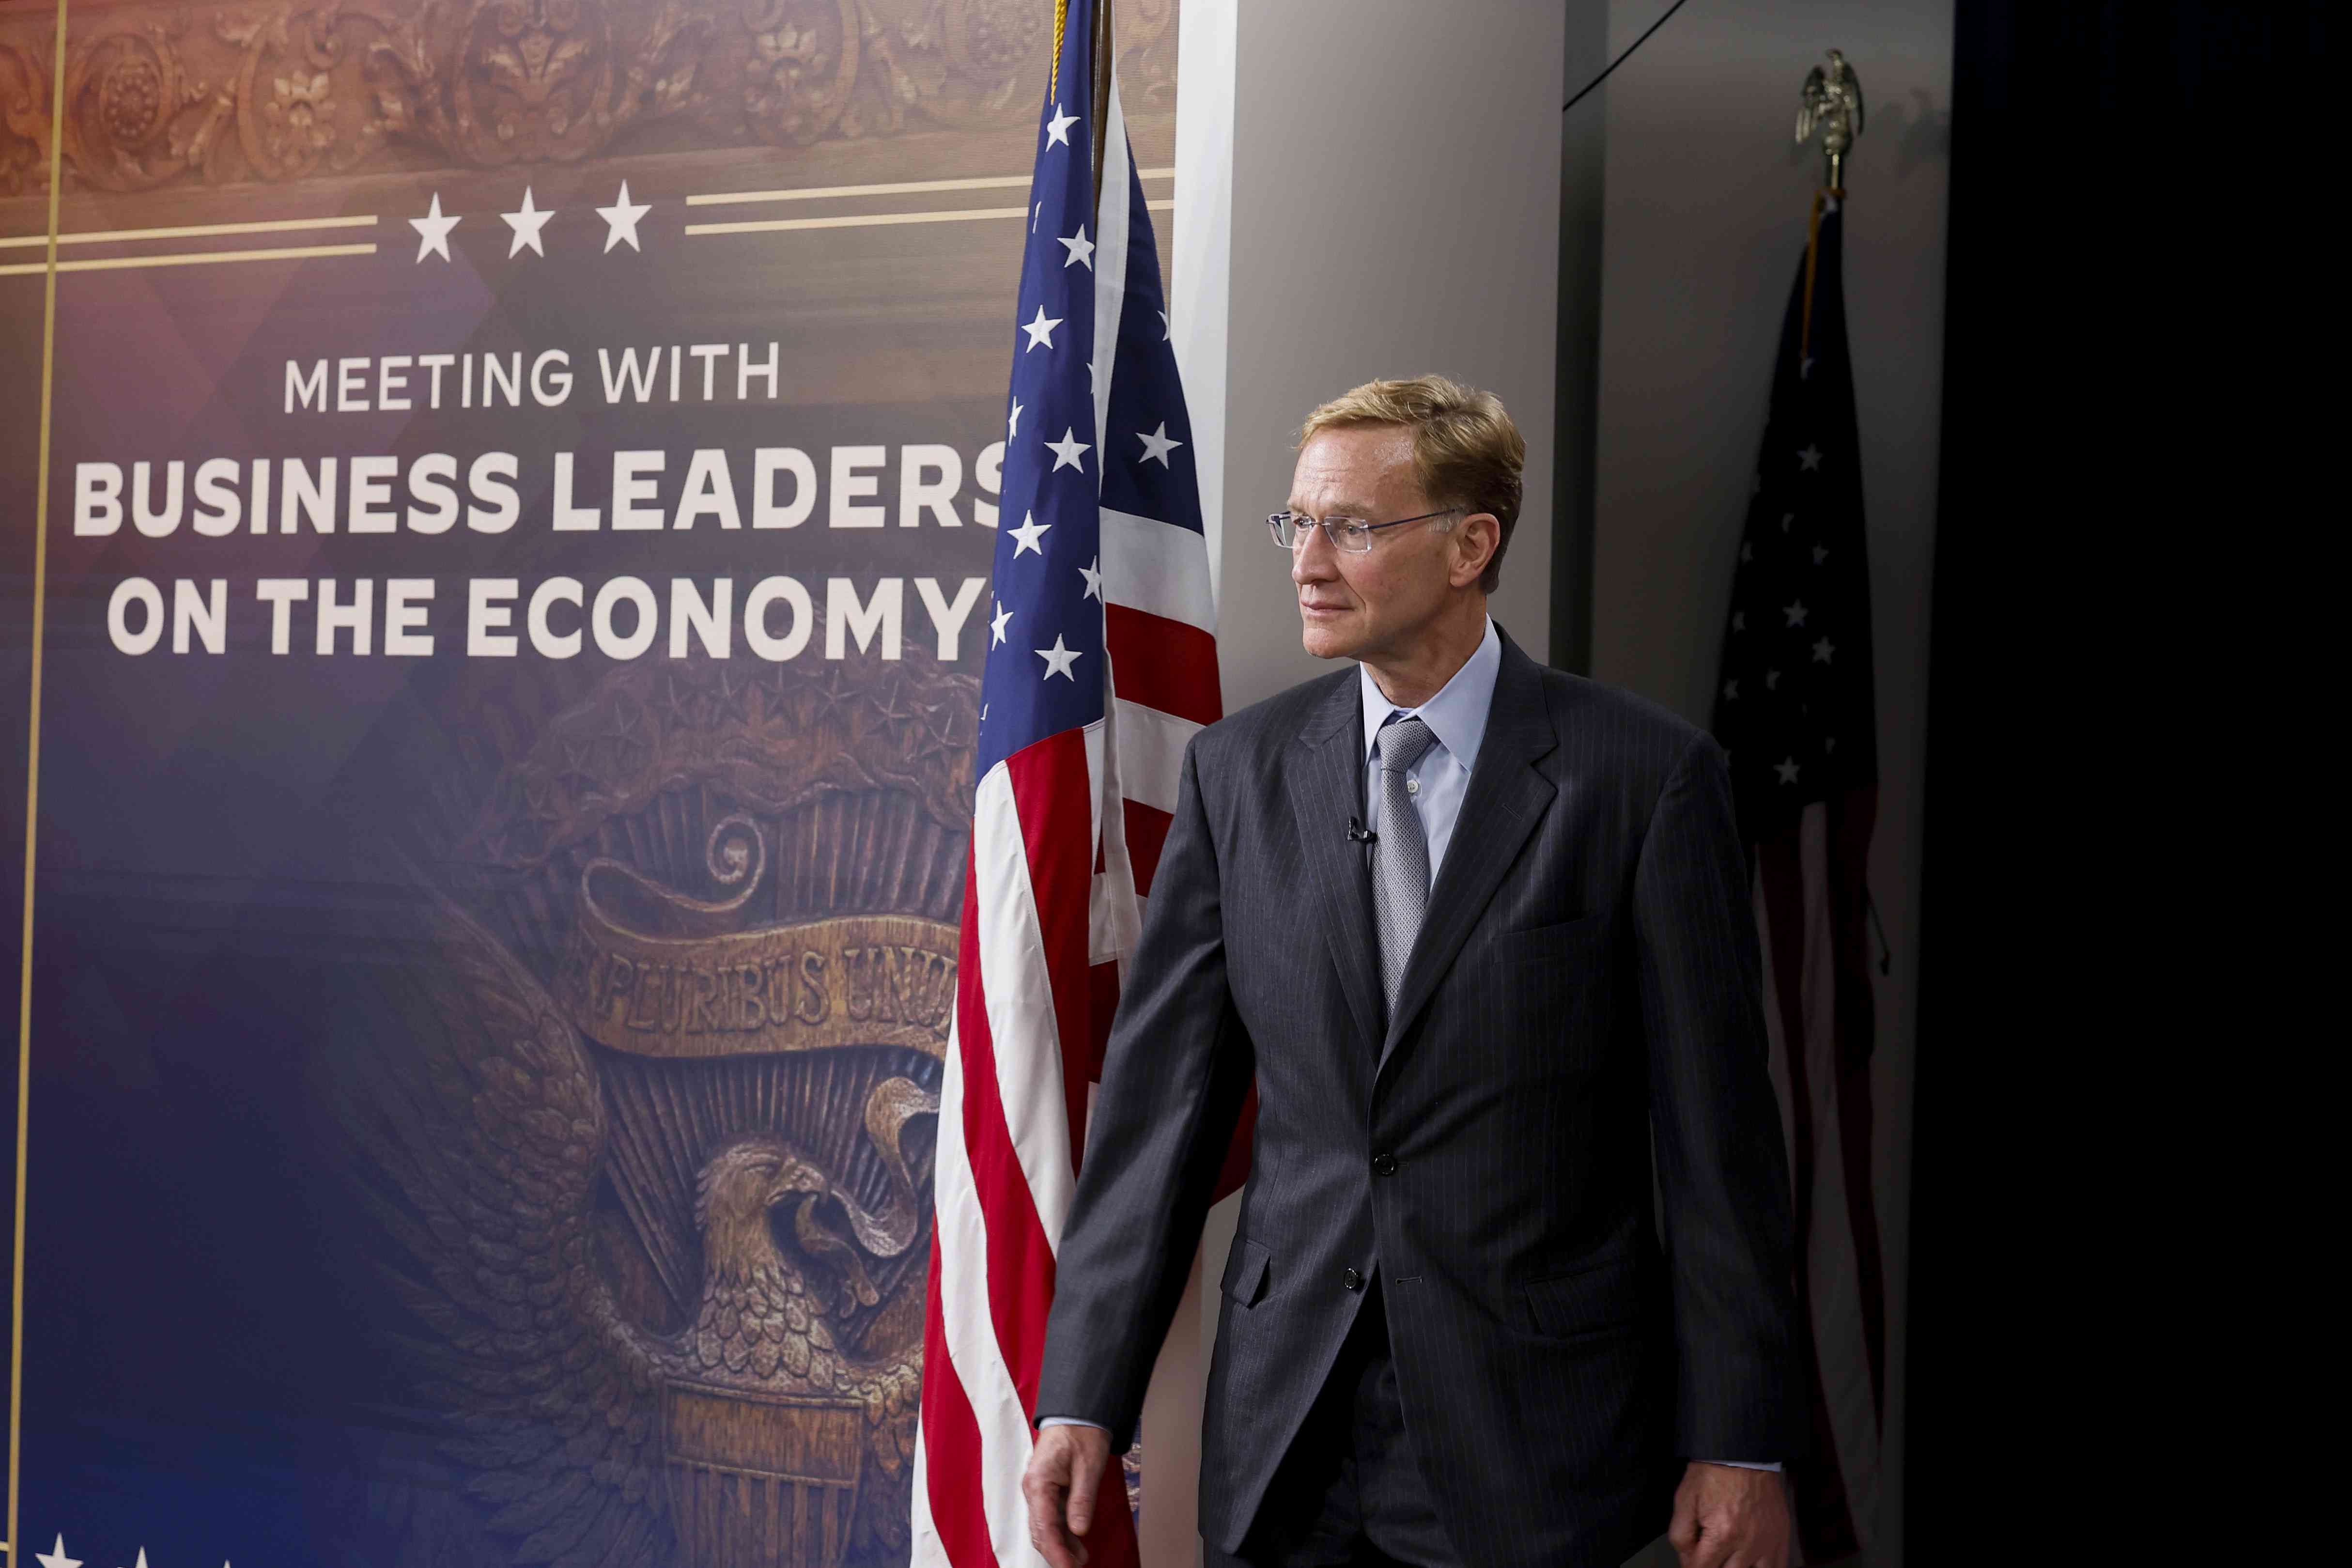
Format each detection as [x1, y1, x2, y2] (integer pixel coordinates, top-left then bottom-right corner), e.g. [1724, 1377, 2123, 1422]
[1051, 0, 1068, 102]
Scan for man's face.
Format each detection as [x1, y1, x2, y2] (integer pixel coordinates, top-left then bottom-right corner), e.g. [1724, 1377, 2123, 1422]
[1287, 423, 1480, 664]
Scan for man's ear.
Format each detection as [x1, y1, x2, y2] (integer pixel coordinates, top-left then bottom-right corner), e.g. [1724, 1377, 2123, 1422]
[1450, 512, 1501, 589]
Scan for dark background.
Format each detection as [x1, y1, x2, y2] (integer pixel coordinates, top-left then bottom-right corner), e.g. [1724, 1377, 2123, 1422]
[1907, 0, 2322, 1547]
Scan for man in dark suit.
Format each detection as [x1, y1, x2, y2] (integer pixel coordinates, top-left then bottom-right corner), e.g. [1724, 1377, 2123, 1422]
[1021, 377, 1797, 1568]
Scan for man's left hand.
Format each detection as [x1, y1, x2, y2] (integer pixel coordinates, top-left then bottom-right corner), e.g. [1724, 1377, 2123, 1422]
[1667, 1461, 1792, 1568]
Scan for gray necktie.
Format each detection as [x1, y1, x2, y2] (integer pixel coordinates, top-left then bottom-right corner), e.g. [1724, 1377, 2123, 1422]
[1371, 714, 1438, 1012]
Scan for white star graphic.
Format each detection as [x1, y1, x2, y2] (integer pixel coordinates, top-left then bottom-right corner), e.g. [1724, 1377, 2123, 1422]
[990, 599, 1013, 645]
[1783, 601, 1809, 627]
[1058, 224, 1095, 269]
[1045, 427, 1090, 473]
[1812, 637, 1835, 663]
[1045, 104, 1079, 147]
[1159, 308, 1170, 341]
[1036, 635, 1082, 681]
[131, 1552, 151, 1568]
[1721, 679, 1740, 701]
[1021, 306, 1063, 351]
[409, 193, 461, 263]
[1079, 557, 1103, 600]
[1775, 757, 1800, 785]
[35, 1534, 81, 1568]
[1813, 543, 1829, 564]
[1008, 511, 1050, 557]
[1731, 610, 1747, 632]
[1136, 422, 1183, 467]
[1797, 444, 1823, 471]
[596, 181, 651, 253]
[500, 186, 554, 258]
[1765, 669, 1781, 690]
[1007, 398, 1024, 439]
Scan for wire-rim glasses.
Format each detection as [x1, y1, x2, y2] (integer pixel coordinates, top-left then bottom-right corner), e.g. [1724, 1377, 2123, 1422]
[1267, 506, 1459, 554]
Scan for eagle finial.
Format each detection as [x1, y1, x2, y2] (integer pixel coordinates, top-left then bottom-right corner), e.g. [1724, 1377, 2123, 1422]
[1796, 47, 1865, 189]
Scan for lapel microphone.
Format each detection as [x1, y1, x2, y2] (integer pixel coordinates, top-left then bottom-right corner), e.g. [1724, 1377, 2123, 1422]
[1346, 817, 1377, 844]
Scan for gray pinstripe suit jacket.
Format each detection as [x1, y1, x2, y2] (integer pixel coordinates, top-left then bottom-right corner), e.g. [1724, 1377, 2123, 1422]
[1036, 627, 1797, 1568]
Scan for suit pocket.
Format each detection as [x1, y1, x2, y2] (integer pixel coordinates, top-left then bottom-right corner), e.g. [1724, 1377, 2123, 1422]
[1523, 1254, 1641, 1343]
[1490, 911, 1611, 973]
[1220, 1236, 1271, 1309]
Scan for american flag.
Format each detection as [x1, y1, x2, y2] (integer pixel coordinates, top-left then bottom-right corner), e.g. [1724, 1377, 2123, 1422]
[913, 3, 1222, 1564]
[1710, 192, 1888, 1562]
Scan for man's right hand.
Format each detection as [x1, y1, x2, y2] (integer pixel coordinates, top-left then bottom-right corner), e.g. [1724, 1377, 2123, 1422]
[1022, 1422, 1114, 1568]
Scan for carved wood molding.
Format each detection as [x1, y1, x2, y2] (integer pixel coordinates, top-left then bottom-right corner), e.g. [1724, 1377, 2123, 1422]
[0, 0, 1174, 198]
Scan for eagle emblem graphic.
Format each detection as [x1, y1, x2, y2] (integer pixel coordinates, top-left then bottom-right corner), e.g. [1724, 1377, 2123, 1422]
[336, 654, 975, 1568]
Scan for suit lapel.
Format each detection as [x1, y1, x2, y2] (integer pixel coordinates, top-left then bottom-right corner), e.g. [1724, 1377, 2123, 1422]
[1284, 675, 1384, 1058]
[1378, 633, 1560, 1072]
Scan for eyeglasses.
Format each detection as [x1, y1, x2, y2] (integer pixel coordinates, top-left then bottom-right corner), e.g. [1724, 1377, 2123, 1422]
[1267, 506, 1459, 554]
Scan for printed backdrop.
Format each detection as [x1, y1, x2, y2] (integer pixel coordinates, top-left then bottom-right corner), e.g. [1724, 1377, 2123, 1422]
[0, 1, 1177, 1562]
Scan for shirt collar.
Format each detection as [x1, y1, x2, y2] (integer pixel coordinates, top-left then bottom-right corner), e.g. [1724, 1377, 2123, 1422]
[1358, 617, 1502, 770]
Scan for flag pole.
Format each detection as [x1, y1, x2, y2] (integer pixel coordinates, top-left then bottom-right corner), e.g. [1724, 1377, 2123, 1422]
[1801, 192, 1826, 363]
[1090, 0, 1115, 216]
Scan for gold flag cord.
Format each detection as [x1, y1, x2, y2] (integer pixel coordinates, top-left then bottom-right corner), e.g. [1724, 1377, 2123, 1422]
[1051, 0, 1067, 101]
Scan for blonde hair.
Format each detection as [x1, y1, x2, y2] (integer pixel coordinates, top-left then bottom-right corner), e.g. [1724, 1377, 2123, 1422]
[1298, 374, 1525, 593]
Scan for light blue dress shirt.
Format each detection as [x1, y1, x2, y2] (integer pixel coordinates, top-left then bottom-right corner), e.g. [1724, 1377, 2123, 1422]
[1048, 618, 1777, 1473]
[1357, 617, 1503, 879]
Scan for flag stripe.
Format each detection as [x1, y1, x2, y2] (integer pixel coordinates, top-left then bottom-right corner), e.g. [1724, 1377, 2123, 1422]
[1105, 604, 1222, 726]
[1004, 733, 1105, 1172]
[1826, 786, 1889, 1418]
[1102, 506, 1215, 626]
[1112, 699, 1202, 817]
[1089, 73, 1132, 470]
[1784, 816, 1872, 1511]
[1795, 794, 1883, 1536]
[913, 1239, 1004, 1568]
[1084, 958, 1123, 1081]
[930, 982, 1050, 1566]
[1757, 831, 1861, 1560]
[951, 857, 1061, 1418]
[973, 757, 1082, 1237]
[1122, 799, 1174, 896]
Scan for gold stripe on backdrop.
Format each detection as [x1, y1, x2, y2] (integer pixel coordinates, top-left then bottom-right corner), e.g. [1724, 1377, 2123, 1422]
[687, 205, 1029, 236]
[686, 168, 1173, 208]
[11, 0, 70, 1552]
[0, 243, 378, 279]
[687, 197, 1171, 239]
[0, 214, 379, 250]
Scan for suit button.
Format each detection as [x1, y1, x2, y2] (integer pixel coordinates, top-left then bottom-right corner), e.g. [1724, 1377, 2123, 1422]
[1372, 1154, 1399, 1177]
[1343, 1267, 1363, 1291]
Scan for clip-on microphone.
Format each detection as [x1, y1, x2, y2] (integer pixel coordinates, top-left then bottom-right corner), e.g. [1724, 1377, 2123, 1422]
[1346, 817, 1377, 844]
